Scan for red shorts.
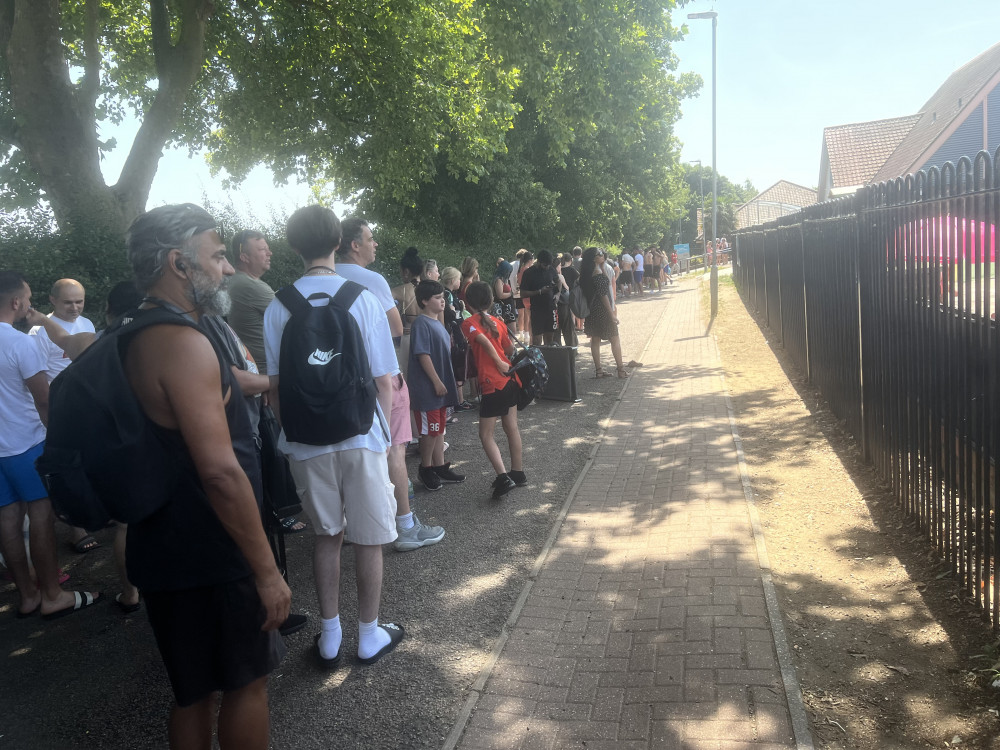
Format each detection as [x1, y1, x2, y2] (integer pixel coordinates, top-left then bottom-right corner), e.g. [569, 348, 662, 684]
[413, 407, 448, 436]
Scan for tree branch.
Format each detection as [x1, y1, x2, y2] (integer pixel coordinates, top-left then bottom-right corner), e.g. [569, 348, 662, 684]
[78, 0, 100, 112]
[113, 0, 213, 219]
[149, 0, 171, 82]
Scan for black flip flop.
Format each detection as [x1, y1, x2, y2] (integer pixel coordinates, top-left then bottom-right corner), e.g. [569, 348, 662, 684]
[42, 591, 103, 620]
[114, 593, 141, 614]
[314, 634, 342, 670]
[358, 622, 405, 665]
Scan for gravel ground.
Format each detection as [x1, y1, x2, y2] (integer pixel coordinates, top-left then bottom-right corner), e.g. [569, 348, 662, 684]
[0, 286, 671, 749]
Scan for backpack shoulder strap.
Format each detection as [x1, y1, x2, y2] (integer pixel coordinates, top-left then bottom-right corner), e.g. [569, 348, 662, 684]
[276, 284, 313, 316]
[332, 280, 366, 311]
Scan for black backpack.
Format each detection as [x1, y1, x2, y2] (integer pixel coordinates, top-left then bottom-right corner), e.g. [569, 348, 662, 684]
[36, 308, 197, 531]
[276, 281, 378, 446]
[509, 337, 550, 410]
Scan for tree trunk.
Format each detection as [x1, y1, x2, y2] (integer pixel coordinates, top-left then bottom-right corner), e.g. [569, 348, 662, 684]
[3, 0, 212, 236]
[5, 0, 129, 234]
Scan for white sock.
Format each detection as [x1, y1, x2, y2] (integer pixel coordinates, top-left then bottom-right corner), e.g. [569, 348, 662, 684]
[319, 615, 342, 660]
[397, 512, 414, 530]
[358, 618, 391, 660]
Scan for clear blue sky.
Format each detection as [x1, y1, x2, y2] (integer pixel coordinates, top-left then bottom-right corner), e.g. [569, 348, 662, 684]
[107, 0, 1000, 212]
[675, 0, 1000, 193]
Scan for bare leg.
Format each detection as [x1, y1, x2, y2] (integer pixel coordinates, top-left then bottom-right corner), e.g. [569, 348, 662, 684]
[430, 433, 445, 467]
[478, 417, 506, 474]
[168, 694, 215, 750]
[354, 543, 383, 624]
[610, 334, 626, 371]
[0, 502, 38, 614]
[590, 336, 602, 373]
[114, 523, 139, 607]
[500, 408, 522, 471]
[417, 433, 438, 468]
[386, 443, 410, 516]
[26, 499, 78, 614]
[217, 677, 270, 750]
[314, 533, 343, 619]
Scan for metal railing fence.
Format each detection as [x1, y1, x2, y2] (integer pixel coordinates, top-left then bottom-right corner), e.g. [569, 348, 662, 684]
[733, 149, 1000, 630]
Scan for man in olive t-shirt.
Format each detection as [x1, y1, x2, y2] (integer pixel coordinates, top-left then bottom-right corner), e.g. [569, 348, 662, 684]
[228, 231, 274, 370]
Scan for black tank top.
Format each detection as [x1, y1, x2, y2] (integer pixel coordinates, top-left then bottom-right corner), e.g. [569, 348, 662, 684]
[126, 318, 260, 593]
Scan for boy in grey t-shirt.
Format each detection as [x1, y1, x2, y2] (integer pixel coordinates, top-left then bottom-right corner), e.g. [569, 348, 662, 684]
[407, 280, 464, 491]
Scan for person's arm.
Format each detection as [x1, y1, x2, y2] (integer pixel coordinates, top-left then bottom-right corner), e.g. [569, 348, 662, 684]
[148, 328, 291, 630]
[386, 305, 404, 338]
[24, 371, 49, 427]
[231, 366, 270, 396]
[26, 309, 97, 360]
[268, 376, 281, 425]
[474, 332, 509, 373]
[417, 353, 448, 396]
[375, 373, 392, 424]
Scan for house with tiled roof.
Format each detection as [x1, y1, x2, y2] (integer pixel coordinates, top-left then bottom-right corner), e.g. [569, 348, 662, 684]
[816, 42, 1000, 202]
[735, 180, 817, 230]
[873, 42, 1000, 184]
[817, 115, 921, 201]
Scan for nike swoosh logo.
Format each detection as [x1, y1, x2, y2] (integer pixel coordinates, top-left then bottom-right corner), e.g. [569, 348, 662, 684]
[307, 349, 342, 366]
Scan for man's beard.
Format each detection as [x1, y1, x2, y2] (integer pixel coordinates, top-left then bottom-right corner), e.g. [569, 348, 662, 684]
[185, 268, 231, 316]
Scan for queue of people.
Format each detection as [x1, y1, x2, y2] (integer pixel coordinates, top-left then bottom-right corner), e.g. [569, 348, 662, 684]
[1, 204, 675, 748]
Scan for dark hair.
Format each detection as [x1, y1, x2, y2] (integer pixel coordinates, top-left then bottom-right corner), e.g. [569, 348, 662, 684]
[106, 281, 143, 319]
[415, 279, 444, 307]
[580, 246, 600, 298]
[400, 246, 423, 280]
[231, 230, 264, 261]
[286, 204, 341, 262]
[0, 270, 27, 304]
[338, 216, 369, 257]
[536, 249, 553, 266]
[464, 281, 498, 337]
[127, 203, 218, 291]
[493, 260, 513, 281]
[560, 252, 572, 265]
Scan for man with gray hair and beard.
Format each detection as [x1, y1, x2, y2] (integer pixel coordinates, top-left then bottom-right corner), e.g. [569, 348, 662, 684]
[123, 204, 290, 750]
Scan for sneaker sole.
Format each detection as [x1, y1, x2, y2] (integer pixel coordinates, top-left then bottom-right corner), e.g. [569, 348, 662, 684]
[436, 477, 466, 483]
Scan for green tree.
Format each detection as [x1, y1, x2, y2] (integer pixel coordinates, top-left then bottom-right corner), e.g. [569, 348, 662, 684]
[0, 0, 518, 237]
[358, 0, 699, 250]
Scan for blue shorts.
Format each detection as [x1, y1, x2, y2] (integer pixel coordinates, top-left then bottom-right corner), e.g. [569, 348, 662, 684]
[0, 441, 47, 507]
[634, 270, 644, 285]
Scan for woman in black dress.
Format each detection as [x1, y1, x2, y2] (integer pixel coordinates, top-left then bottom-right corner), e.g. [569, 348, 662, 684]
[580, 246, 629, 378]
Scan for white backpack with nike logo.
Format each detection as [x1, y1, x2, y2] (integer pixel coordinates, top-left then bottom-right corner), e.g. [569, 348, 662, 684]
[275, 281, 378, 445]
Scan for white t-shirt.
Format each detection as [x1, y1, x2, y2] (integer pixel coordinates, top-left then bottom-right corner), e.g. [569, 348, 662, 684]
[263, 275, 396, 461]
[602, 262, 616, 309]
[30, 314, 96, 381]
[620, 253, 633, 270]
[333, 262, 401, 376]
[510, 260, 521, 297]
[634, 253, 645, 272]
[0, 323, 48, 457]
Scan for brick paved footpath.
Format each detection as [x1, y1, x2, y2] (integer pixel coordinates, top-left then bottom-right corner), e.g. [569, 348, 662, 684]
[446, 279, 813, 750]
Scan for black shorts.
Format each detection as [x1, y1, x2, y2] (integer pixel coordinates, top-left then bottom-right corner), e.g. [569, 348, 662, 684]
[144, 575, 286, 707]
[514, 297, 525, 309]
[529, 305, 559, 336]
[480, 379, 519, 418]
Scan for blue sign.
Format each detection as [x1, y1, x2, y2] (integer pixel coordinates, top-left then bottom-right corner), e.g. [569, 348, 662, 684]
[673, 243, 690, 259]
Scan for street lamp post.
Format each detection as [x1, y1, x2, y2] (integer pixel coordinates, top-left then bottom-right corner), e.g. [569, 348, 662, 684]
[689, 159, 705, 267]
[688, 10, 718, 317]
